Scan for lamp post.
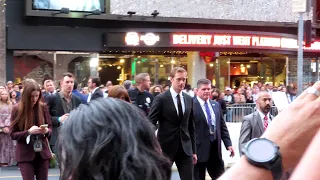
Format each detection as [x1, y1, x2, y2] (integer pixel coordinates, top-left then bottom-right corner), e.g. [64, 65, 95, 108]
[90, 53, 99, 77]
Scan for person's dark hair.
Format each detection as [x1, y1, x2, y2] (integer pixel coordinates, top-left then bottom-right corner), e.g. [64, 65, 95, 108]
[11, 81, 44, 131]
[57, 98, 171, 180]
[90, 76, 101, 87]
[73, 81, 78, 90]
[185, 84, 192, 91]
[60, 72, 75, 81]
[197, 79, 211, 88]
[212, 89, 221, 98]
[9, 90, 17, 99]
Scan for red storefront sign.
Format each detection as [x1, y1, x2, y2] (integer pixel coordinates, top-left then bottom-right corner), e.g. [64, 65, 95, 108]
[171, 34, 320, 51]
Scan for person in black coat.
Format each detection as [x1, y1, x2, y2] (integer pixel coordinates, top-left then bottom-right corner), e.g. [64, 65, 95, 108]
[148, 67, 196, 180]
[46, 73, 82, 154]
[212, 89, 227, 115]
[193, 79, 234, 180]
[87, 76, 104, 103]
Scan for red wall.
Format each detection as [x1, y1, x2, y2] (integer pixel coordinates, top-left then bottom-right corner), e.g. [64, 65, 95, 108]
[13, 56, 53, 83]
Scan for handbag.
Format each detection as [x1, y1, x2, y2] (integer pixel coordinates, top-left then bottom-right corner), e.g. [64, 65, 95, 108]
[46, 138, 57, 168]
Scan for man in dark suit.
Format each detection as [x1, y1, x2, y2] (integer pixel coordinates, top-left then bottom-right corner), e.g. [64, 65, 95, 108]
[148, 67, 197, 180]
[42, 79, 56, 101]
[47, 72, 82, 154]
[239, 91, 273, 154]
[87, 76, 104, 103]
[193, 79, 234, 180]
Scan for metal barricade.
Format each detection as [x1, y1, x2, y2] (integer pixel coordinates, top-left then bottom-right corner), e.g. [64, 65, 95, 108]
[225, 107, 254, 123]
[231, 103, 256, 110]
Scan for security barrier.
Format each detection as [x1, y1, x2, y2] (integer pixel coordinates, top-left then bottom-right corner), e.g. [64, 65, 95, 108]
[225, 104, 278, 122]
[225, 107, 254, 122]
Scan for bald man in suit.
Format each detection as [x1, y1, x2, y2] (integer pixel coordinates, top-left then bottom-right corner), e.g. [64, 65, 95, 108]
[239, 91, 273, 154]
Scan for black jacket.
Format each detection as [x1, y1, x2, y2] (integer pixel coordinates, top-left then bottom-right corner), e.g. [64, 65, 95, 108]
[193, 98, 232, 162]
[148, 90, 195, 160]
[46, 93, 82, 145]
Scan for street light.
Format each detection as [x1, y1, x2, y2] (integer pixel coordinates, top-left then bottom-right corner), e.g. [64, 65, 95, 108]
[90, 58, 99, 67]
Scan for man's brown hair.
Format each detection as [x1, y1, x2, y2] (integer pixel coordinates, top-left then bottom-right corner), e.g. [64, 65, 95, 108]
[135, 73, 149, 85]
[169, 67, 187, 78]
[60, 72, 75, 81]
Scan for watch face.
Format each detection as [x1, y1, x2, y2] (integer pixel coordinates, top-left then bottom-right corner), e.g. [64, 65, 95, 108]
[248, 139, 277, 163]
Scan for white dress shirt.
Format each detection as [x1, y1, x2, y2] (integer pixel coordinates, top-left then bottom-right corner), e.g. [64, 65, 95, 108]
[257, 110, 272, 126]
[87, 87, 99, 102]
[170, 87, 185, 115]
[196, 96, 216, 126]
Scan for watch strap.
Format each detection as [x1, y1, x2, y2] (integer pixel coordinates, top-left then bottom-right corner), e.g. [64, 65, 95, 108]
[271, 155, 283, 180]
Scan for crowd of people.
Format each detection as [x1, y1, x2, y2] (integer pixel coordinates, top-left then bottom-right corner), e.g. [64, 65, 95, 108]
[1, 68, 319, 180]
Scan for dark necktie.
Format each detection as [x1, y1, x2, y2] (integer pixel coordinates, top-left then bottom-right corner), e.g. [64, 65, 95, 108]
[177, 94, 183, 121]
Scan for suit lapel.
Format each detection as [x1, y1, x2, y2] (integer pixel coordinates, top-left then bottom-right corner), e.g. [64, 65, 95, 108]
[254, 111, 264, 133]
[71, 96, 77, 109]
[165, 90, 179, 119]
[195, 98, 208, 126]
[182, 93, 188, 120]
[55, 93, 66, 114]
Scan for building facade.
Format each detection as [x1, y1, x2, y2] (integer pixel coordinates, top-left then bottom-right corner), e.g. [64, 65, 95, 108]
[1, 0, 319, 89]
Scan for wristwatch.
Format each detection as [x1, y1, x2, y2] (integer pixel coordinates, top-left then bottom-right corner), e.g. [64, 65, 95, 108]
[242, 138, 283, 180]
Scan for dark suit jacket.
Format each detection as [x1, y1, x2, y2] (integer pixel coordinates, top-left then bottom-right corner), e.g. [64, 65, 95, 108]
[193, 98, 232, 163]
[90, 88, 104, 102]
[10, 103, 52, 162]
[46, 93, 81, 145]
[148, 90, 196, 160]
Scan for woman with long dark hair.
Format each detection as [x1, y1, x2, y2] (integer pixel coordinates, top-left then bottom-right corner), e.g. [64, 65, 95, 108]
[57, 98, 172, 180]
[10, 81, 52, 180]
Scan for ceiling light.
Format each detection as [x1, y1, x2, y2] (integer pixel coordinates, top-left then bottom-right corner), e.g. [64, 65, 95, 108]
[120, 59, 125, 63]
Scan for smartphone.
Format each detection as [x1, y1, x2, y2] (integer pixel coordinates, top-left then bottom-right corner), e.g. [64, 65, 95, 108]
[40, 124, 48, 129]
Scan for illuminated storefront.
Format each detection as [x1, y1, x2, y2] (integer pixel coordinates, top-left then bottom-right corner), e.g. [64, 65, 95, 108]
[100, 30, 320, 89]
